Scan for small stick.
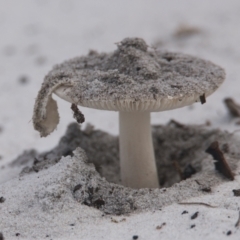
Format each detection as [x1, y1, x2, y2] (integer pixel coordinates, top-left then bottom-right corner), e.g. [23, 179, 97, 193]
[71, 104, 85, 124]
[178, 202, 217, 208]
[235, 211, 240, 228]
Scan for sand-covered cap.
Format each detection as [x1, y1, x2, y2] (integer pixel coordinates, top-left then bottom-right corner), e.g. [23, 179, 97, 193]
[33, 38, 225, 136]
[54, 38, 224, 111]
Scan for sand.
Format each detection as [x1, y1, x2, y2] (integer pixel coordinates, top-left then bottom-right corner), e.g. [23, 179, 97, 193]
[1, 122, 240, 239]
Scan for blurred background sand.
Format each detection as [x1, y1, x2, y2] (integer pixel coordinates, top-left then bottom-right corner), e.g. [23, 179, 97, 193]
[0, 0, 240, 169]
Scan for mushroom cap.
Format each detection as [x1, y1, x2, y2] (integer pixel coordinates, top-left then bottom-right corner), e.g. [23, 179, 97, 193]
[52, 38, 225, 112]
[33, 38, 225, 136]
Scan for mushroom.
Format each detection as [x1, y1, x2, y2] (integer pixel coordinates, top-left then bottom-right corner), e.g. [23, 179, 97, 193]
[33, 38, 225, 189]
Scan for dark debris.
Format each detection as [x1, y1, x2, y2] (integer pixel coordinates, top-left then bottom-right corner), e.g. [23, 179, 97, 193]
[73, 184, 82, 193]
[156, 222, 166, 230]
[205, 141, 234, 181]
[71, 104, 85, 124]
[233, 189, 240, 197]
[226, 231, 232, 236]
[199, 94, 206, 104]
[195, 180, 211, 192]
[191, 212, 199, 220]
[0, 233, 4, 240]
[0, 197, 5, 203]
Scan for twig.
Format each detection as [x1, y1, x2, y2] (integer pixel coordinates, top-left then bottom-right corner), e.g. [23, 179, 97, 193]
[178, 202, 217, 208]
[235, 211, 240, 228]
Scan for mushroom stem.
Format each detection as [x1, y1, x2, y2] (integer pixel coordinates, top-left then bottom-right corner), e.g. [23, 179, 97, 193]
[119, 111, 159, 188]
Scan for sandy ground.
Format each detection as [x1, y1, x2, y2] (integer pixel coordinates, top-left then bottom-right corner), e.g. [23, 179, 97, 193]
[1, 0, 240, 239]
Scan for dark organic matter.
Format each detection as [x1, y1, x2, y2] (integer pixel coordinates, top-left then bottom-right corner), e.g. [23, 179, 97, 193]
[71, 104, 85, 124]
[206, 141, 234, 181]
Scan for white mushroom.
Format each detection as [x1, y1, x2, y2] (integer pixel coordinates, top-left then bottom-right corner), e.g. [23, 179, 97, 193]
[33, 38, 225, 189]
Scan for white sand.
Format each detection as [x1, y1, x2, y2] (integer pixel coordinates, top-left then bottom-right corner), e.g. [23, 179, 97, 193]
[1, 0, 240, 239]
[1, 148, 240, 240]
